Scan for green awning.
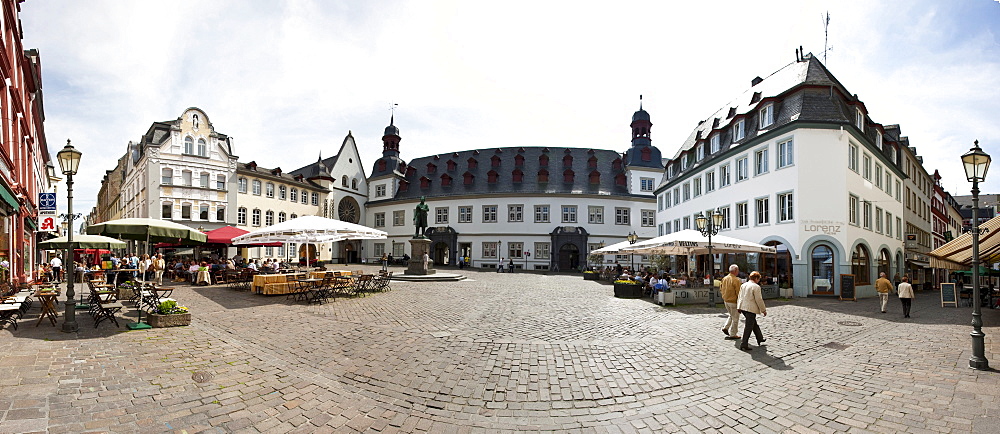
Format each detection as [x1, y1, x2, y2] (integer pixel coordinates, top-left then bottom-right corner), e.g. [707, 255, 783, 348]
[0, 183, 18, 210]
[25, 218, 36, 230]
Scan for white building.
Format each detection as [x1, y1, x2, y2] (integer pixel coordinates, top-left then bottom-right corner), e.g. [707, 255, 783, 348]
[365, 113, 661, 271]
[655, 53, 906, 298]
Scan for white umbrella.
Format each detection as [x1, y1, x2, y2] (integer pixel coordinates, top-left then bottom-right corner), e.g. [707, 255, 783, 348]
[591, 240, 640, 254]
[622, 229, 776, 255]
[231, 215, 387, 267]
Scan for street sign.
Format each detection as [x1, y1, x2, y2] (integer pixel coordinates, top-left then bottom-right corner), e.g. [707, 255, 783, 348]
[39, 193, 56, 212]
[524, 251, 530, 257]
[39, 215, 57, 232]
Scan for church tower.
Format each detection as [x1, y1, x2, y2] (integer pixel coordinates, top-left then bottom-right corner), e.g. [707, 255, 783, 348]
[382, 114, 401, 157]
[630, 95, 652, 147]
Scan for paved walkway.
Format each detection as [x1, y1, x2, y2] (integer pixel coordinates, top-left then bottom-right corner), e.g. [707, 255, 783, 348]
[1, 267, 998, 433]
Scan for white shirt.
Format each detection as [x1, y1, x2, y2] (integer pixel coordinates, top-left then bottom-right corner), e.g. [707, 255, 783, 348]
[50, 257, 62, 268]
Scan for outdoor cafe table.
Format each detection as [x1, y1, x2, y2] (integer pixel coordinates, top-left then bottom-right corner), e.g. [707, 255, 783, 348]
[35, 289, 59, 327]
[252, 273, 305, 295]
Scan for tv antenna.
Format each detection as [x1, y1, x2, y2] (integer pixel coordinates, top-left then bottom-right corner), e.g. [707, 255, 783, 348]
[822, 11, 832, 64]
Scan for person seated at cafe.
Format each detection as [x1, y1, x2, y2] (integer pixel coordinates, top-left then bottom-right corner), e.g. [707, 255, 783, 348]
[187, 261, 200, 282]
[678, 275, 688, 287]
[247, 260, 258, 271]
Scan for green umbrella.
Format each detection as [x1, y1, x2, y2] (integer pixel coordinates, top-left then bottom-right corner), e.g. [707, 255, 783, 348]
[39, 234, 127, 250]
[86, 218, 207, 244]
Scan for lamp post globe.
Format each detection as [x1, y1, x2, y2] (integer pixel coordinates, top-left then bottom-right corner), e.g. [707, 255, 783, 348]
[963, 140, 990, 370]
[57, 140, 82, 333]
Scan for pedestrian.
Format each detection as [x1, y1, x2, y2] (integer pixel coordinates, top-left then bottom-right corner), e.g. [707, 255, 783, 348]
[380, 253, 388, 271]
[720, 264, 742, 340]
[898, 275, 914, 318]
[875, 272, 893, 313]
[49, 255, 62, 282]
[737, 271, 767, 351]
[153, 254, 166, 286]
[507, 257, 514, 273]
[497, 257, 504, 273]
[615, 261, 623, 278]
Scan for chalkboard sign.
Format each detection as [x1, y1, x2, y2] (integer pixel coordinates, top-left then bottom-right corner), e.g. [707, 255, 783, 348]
[840, 274, 856, 301]
[940, 283, 957, 307]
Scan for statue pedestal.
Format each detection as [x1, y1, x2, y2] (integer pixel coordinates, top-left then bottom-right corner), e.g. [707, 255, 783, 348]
[406, 238, 436, 275]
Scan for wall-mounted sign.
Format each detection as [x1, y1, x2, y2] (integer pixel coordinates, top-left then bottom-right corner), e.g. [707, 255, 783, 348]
[802, 219, 844, 236]
[39, 193, 56, 212]
[39, 215, 57, 232]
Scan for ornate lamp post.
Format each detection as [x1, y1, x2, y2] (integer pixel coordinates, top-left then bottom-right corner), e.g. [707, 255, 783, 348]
[696, 209, 724, 308]
[626, 231, 638, 272]
[962, 140, 990, 370]
[57, 140, 82, 333]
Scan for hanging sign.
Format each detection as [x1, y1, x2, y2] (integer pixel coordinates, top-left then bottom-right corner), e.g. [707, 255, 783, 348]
[39, 215, 58, 232]
[39, 193, 56, 212]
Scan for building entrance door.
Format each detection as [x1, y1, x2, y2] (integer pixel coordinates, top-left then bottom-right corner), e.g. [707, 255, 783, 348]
[433, 242, 449, 266]
[558, 243, 580, 271]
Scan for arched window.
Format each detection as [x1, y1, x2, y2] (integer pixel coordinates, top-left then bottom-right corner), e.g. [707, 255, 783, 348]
[265, 182, 274, 198]
[237, 177, 247, 193]
[289, 188, 298, 202]
[538, 169, 549, 183]
[252, 180, 262, 195]
[342, 175, 349, 187]
[278, 212, 286, 223]
[351, 179, 358, 190]
[252, 209, 261, 226]
[197, 204, 207, 220]
[811, 245, 834, 294]
[311, 192, 319, 205]
[852, 244, 871, 285]
[197, 138, 207, 156]
[563, 169, 574, 183]
[184, 137, 193, 154]
[291, 213, 298, 219]
[216, 207, 225, 221]
[161, 168, 172, 185]
[879, 249, 891, 277]
[237, 207, 247, 225]
[265, 210, 274, 226]
[278, 185, 286, 200]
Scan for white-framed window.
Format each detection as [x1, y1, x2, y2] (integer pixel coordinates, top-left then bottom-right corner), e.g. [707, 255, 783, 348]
[710, 134, 720, 153]
[657, 195, 664, 211]
[252, 180, 262, 195]
[374, 212, 385, 227]
[736, 202, 748, 228]
[535, 205, 549, 222]
[436, 207, 449, 224]
[667, 165, 674, 178]
[697, 143, 705, 160]
[640, 177, 655, 192]
[863, 200, 872, 230]
[755, 196, 769, 225]
[375, 184, 386, 197]
[252, 209, 261, 226]
[641, 210, 654, 227]
[237, 207, 247, 225]
[875, 206, 883, 233]
[289, 188, 298, 202]
[265, 210, 274, 226]
[197, 138, 207, 157]
[720, 206, 731, 230]
[534, 242, 550, 259]
[182, 170, 193, 186]
[393, 210, 405, 226]
[508, 205, 523, 222]
[705, 171, 715, 192]
[265, 247, 273, 257]
[778, 192, 793, 222]
[778, 139, 793, 168]
[683, 216, 691, 230]
[588, 206, 604, 224]
[876, 131, 883, 149]
[265, 182, 274, 198]
[184, 136, 193, 154]
[483, 242, 498, 259]
[681, 155, 689, 170]
[886, 212, 892, 236]
[863, 154, 872, 180]
[754, 147, 769, 176]
[733, 119, 745, 142]
[483, 205, 498, 223]
[673, 187, 680, 205]
[896, 217, 902, 239]
[615, 208, 630, 225]
[664, 192, 672, 208]
[217, 174, 226, 190]
[161, 168, 172, 185]
[693, 177, 702, 197]
[508, 242, 523, 259]
[875, 164, 883, 189]
[673, 218, 681, 232]
[278, 211, 286, 223]
[161, 202, 172, 219]
[736, 156, 749, 182]
[562, 205, 577, 223]
[278, 185, 286, 200]
[720, 164, 731, 187]
[659, 223, 664, 236]
[856, 108, 865, 131]
[895, 180, 902, 202]
[459, 206, 472, 223]
[300, 191, 307, 204]
[277, 245, 285, 257]
[759, 104, 774, 129]
[849, 143, 859, 172]
[885, 173, 892, 196]
[372, 243, 385, 258]
[200, 204, 209, 220]
[682, 183, 691, 201]
[311, 193, 319, 206]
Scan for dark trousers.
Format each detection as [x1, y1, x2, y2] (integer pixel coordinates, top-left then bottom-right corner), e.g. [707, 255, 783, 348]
[900, 298, 912, 316]
[740, 310, 764, 348]
[52, 267, 61, 281]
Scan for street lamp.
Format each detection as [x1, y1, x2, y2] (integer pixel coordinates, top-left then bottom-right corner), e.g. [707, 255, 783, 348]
[696, 209, 724, 308]
[627, 231, 638, 272]
[57, 139, 82, 333]
[962, 140, 990, 370]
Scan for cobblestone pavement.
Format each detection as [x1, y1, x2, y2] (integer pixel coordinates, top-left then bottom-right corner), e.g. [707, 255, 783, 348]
[1, 266, 999, 433]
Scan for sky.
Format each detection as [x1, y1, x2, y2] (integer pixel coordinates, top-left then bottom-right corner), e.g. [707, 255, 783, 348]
[18, 0, 1000, 215]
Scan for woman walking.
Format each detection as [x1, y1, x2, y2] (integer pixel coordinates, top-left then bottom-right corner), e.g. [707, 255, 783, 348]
[898, 275, 914, 318]
[737, 271, 767, 351]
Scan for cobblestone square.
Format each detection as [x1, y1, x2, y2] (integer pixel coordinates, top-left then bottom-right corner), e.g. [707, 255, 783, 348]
[1, 267, 998, 433]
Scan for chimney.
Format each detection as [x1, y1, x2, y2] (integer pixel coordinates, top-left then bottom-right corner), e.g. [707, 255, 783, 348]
[751, 76, 763, 87]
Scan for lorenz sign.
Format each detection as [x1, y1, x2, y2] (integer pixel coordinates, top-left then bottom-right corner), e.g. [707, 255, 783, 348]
[802, 220, 844, 236]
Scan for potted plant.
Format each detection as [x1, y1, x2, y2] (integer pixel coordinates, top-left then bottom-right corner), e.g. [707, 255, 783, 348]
[583, 270, 599, 280]
[613, 278, 644, 298]
[147, 299, 191, 328]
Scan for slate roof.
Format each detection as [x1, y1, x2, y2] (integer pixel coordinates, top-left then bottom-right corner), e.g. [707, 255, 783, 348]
[237, 161, 325, 191]
[290, 153, 339, 181]
[384, 147, 641, 202]
[660, 53, 904, 189]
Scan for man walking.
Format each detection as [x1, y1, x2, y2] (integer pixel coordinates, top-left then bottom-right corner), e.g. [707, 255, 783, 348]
[49, 255, 62, 282]
[875, 272, 893, 313]
[720, 264, 742, 340]
[737, 271, 767, 351]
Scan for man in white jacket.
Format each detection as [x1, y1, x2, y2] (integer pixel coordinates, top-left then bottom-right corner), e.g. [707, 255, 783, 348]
[737, 271, 767, 351]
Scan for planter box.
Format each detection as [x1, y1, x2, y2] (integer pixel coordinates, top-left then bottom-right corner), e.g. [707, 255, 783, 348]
[657, 290, 675, 305]
[613, 283, 644, 298]
[147, 313, 191, 328]
[583, 273, 600, 281]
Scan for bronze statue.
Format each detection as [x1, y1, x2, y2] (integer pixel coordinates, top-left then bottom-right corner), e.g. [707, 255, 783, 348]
[413, 196, 429, 238]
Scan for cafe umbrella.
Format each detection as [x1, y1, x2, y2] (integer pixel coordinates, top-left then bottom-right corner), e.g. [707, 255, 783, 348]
[39, 234, 127, 309]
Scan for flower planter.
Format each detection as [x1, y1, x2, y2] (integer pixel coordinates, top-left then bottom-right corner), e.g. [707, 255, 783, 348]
[147, 313, 191, 328]
[583, 273, 600, 281]
[613, 283, 644, 298]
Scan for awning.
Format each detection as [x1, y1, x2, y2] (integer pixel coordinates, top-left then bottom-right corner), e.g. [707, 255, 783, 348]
[25, 217, 36, 230]
[928, 214, 1000, 269]
[0, 182, 19, 210]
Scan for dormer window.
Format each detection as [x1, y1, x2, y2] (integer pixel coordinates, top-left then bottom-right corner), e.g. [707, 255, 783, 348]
[563, 155, 573, 167]
[563, 169, 574, 183]
[487, 170, 499, 183]
[420, 176, 430, 189]
[759, 104, 773, 129]
[378, 160, 386, 171]
[512, 169, 523, 183]
[876, 131, 883, 150]
[641, 147, 652, 162]
[514, 155, 524, 167]
[539, 155, 549, 166]
[538, 169, 549, 183]
[612, 158, 622, 170]
[667, 165, 674, 178]
[441, 174, 452, 187]
[589, 171, 600, 184]
[491, 155, 501, 167]
[427, 163, 437, 173]
[615, 173, 627, 186]
[733, 119, 745, 142]
[681, 155, 689, 170]
[588, 156, 597, 169]
[447, 160, 457, 171]
[467, 158, 478, 169]
[710, 134, 720, 153]
[406, 167, 416, 177]
[696, 144, 705, 161]
[856, 108, 865, 131]
[463, 172, 474, 185]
